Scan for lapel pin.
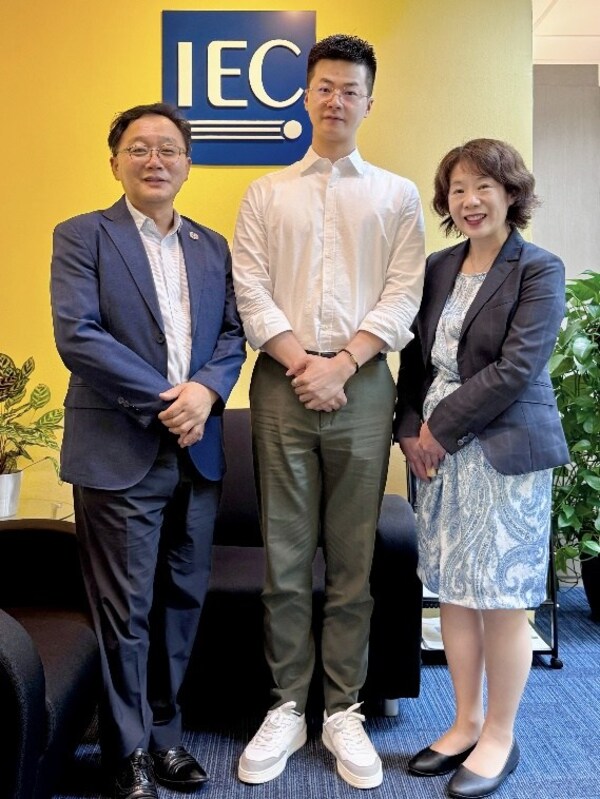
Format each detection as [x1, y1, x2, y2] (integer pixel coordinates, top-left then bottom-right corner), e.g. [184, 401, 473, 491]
[189, 231, 199, 240]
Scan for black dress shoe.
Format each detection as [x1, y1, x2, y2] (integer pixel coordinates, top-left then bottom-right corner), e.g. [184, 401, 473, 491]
[114, 749, 158, 799]
[151, 745, 209, 790]
[447, 740, 520, 798]
[408, 743, 477, 776]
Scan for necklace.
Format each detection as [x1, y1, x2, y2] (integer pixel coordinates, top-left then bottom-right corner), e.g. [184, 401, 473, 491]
[461, 250, 497, 275]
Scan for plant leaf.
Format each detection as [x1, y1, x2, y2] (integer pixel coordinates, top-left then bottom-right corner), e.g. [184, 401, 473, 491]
[572, 335, 597, 364]
[28, 384, 50, 410]
[582, 472, 600, 491]
[570, 439, 592, 453]
[35, 408, 64, 427]
[548, 353, 567, 377]
[581, 540, 600, 556]
[20, 357, 35, 377]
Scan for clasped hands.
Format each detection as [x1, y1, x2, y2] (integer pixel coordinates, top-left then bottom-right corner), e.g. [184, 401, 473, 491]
[286, 353, 355, 412]
[158, 381, 217, 447]
[399, 422, 446, 482]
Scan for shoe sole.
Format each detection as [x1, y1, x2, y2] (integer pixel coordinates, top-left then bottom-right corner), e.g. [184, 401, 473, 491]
[154, 775, 209, 790]
[322, 728, 383, 789]
[237, 726, 307, 784]
[447, 743, 520, 799]
[447, 764, 517, 799]
[409, 766, 456, 776]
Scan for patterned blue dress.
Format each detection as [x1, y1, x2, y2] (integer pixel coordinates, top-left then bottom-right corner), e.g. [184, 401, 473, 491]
[416, 272, 552, 609]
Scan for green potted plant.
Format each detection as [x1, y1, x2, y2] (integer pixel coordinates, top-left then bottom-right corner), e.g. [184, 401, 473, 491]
[0, 353, 64, 518]
[549, 270, 600, 620]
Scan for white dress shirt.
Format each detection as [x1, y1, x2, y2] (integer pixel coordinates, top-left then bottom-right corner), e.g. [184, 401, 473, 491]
[232, 147, 425, 353]
[126, 198, 192, 385]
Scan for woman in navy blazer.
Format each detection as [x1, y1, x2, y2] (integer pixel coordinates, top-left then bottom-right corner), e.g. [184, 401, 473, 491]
[394, 139, 569, 799]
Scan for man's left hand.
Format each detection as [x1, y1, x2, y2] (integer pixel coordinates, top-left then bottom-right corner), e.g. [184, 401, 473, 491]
[158, 382, 218, 447]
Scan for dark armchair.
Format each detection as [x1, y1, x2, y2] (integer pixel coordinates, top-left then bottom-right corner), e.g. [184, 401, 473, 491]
[183, 408, 422, 720]
[0, 520, 100, 799]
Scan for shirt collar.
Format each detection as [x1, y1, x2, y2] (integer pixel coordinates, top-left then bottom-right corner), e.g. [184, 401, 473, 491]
[299, 146, 365, 176]
[125, 196, 182, 237]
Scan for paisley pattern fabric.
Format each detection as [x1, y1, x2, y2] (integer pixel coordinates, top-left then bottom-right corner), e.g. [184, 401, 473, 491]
[416, 273, 551, 609]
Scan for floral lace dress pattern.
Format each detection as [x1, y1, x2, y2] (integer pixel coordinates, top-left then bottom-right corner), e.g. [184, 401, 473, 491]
[416, 272, 551, 609]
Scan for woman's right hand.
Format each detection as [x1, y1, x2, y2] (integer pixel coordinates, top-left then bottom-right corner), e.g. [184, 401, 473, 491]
[418, 421, 446, 475]
[398, 435, 432, 482]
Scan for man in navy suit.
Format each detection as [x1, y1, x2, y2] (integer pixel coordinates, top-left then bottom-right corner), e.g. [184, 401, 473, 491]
[51, 103, 245, 799]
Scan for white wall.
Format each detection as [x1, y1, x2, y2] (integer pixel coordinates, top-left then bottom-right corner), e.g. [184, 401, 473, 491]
[533, 65, 600, 278]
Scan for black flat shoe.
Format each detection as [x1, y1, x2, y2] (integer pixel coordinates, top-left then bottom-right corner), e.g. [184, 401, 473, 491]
[151, 745, 209, 791]
[447, 740, 520, 798]
[408, 743, 477, 776]
[114, 749, 158, 799]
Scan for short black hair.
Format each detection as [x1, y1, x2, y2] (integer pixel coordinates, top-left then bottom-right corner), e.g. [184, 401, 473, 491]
[307, 34, 377, 95]
[433, 138, 540, 236]
[108, 103, 192, 156]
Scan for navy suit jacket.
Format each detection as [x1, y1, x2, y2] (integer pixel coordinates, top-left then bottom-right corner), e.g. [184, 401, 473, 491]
[394, 229, 569, 475]
[51, 196, 246, 489]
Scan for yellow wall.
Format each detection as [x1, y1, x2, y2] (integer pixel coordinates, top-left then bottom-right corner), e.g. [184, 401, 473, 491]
[1, 0, 533, 494]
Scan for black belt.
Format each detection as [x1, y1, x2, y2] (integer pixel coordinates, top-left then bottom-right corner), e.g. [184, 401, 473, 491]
[305, 350, 386, 362]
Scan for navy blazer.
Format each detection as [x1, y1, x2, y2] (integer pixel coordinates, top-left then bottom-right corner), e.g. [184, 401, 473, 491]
[51, 196, 246, 489]
[394, 229, 569, 475]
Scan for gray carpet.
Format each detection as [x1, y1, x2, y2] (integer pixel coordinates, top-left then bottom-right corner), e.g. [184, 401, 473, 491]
[55, 587, 600, 799]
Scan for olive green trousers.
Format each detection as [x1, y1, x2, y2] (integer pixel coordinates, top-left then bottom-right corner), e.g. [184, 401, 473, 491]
[249, 353, 396, 714]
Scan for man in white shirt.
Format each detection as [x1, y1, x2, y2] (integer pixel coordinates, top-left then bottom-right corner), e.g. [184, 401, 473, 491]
[232, 35, 425, 789]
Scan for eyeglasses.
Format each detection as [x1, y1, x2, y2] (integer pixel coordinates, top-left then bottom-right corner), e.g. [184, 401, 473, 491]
[306, 86, 370, 105]
[116, 145, 187, 164]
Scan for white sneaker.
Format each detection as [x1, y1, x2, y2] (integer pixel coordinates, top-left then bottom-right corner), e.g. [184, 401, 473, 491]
[238, 701, 307, 784]
[322, 702, 383, 789]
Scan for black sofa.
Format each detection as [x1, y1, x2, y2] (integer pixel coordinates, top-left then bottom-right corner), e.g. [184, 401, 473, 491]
[183, 407, 422, 721]
[0, 408, 422, 799]
[0, 519, 100, 799]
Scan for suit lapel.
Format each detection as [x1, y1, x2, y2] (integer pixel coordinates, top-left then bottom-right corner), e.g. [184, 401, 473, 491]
[461, 230, 523, 336]
[423, 242, 466, 359]
[101, 197, 164, 330]
[179, 217, 207, 339]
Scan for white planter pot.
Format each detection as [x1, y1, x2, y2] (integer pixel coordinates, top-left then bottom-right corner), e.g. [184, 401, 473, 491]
[0, 471, 22, 518]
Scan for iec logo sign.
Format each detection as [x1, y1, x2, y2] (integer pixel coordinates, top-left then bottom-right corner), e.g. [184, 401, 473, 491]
[162, 11, 316, 166]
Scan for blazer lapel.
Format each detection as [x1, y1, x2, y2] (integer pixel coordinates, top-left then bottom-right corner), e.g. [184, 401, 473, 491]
[461, 230, 523, 336]
[179, 218, 208, 339]
[423, 242, 465, 359]
[101, 197, 164, 330]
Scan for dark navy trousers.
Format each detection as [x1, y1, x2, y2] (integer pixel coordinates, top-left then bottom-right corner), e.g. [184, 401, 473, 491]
[74, 434, 220, 765]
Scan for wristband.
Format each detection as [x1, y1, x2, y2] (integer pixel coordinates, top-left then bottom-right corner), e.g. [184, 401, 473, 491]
[340, 348, 359, 373]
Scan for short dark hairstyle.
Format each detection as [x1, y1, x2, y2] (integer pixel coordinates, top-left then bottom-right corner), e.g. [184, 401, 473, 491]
[108, 103, 192, 156]
[307, 34, 377, 95]
[432, 138, 540, 236]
